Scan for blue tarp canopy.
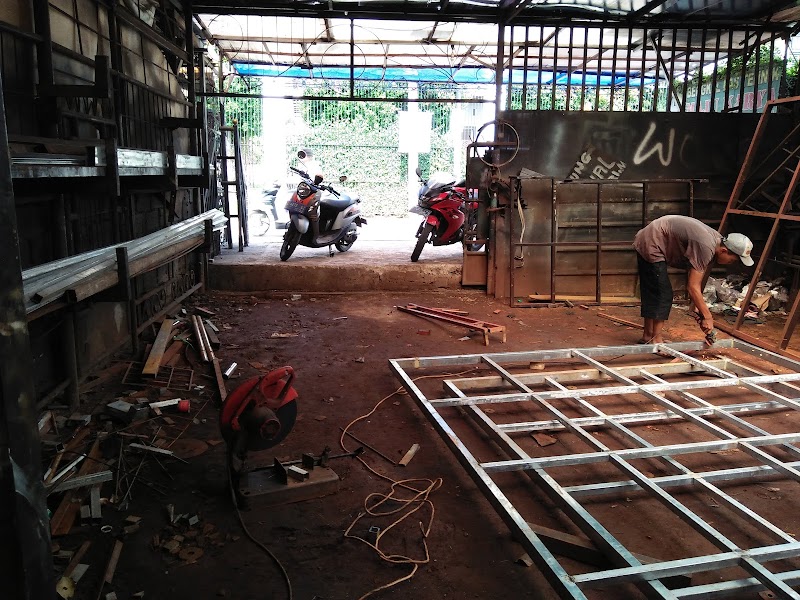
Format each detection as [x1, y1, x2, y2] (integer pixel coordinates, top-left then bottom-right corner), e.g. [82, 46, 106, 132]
[233, 63, 657, 86]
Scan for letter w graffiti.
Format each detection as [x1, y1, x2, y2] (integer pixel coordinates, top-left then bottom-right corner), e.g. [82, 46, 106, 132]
[633, 122, 675, 166]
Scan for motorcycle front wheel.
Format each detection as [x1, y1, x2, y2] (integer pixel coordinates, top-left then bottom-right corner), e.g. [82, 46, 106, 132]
[280, 225, 301, 261]
[411, 222, 434, 262]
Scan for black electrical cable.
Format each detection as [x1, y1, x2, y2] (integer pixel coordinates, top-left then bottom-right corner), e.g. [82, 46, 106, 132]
[227, 458, 293, 600]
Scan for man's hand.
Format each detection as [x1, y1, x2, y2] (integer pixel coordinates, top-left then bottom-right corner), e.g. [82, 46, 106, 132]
[699, 316, 714, 334]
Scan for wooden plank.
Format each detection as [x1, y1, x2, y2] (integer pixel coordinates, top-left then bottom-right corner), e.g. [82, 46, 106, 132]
[103, 540, 123, 584]
[63, 541, 91, 578]
[51, 438, 104, 536]
[522, 522, 691, 588]
[398, 443, 420, 466]
[597, 312, 644, 330]
[160, 340, 184, 365]
[203, 322, 220, 349]
[212, 358, 228, 403]
[142, 318, 174, 376]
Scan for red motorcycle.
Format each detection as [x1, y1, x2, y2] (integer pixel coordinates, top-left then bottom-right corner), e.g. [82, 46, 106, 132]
[410, 168, 480, 262]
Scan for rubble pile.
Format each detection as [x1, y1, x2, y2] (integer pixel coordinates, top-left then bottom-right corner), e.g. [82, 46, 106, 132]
[703, 275, 790, 320]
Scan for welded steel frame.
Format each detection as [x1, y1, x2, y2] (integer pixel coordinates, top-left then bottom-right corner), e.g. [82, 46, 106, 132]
[390, 338, 800, 599]
[715, 96, 800, 355]
[508, 178, 705, 305]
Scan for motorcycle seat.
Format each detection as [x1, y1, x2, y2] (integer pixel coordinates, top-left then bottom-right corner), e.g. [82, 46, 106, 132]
[320, 195, 355, 210]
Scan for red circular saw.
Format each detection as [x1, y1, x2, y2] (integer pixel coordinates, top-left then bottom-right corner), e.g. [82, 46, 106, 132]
[220, 366, 298, 454]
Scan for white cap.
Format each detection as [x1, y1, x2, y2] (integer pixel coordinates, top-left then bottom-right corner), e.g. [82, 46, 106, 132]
[723, 233, 754, 266]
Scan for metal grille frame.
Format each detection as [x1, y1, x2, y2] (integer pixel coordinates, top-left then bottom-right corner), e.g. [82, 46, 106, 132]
[389, 339, 800, 599]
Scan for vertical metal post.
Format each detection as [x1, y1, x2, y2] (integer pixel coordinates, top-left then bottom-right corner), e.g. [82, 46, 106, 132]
[184, 1, 196, 145]
[349, 18, 355, 99]
[116, 247, 138, 354]
[596, 184, 602, 303]
[697, 27, 707, 112]
[610, 27, 619, 110]
[594, 26, 603, 110]
[521, 26, 529, 110]
[724, 29, 734, 111]
[681, 28, 692, 112]
[61, 310, 80, 411]
[711, 29, 721, 112]
[580, 26, 588, 110]
[550, 180, 556, 302]
[551, 28, 558, 109]
[536, 26, 544, 110]
[0, 71, 53, 600]
[506, 25, 514, 110]
[639, 28, 646, 111]
[32, 0, 57, 136]
[752, 32, 762, 114]
[565, 27, 573, 109]
[495, 19, 505, 117]
[623, 27, 631, 110]
[737, 28, 750, 112]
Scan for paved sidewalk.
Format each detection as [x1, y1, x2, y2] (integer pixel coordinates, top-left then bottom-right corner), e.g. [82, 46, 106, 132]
[217, 216, 463, 265]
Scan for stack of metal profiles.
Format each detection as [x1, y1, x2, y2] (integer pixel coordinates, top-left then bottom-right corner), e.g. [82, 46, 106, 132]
[22, 209, 227, 314]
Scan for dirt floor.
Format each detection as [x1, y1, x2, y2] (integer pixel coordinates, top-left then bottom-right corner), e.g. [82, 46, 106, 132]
[48, 290, 800, 600]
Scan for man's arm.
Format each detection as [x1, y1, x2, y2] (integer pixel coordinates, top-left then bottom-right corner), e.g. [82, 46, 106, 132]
[687, 268, 713, 333]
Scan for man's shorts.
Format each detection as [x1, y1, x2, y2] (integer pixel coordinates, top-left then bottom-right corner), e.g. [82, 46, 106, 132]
[637, 253, 672, 321]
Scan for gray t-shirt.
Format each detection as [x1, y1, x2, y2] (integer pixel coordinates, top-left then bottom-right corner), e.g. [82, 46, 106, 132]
[633, 215, 721, 272]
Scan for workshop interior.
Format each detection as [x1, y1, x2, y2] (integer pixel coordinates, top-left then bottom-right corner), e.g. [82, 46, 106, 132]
[4, 0, 800, 599]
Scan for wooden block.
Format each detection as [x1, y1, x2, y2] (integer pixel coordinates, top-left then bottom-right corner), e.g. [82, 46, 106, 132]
[90, 485, 102, 521]
[142, 318, 174, 376]
[398, 443, 420, 466]
[524, 522, 692, 588]
[203, 322, 221, 349]
[194, 307, 216, 317]
[160, 341, 184, 365]
[63, 544, 92, 577]
[103, 540, 123, 584]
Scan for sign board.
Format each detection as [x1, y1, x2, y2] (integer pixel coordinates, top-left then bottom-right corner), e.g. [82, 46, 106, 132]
[398, 111, 432, 153]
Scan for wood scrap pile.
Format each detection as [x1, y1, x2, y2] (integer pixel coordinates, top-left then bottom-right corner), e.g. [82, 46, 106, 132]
[39, 303, 237, 599]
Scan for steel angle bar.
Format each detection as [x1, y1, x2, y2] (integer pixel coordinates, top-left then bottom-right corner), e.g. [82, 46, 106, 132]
[674, 569, 800, 599]
[429, 372, 800, 408]
[573, 542, 800, 587]
[392, 340, 724, 371]
[447, 359, 733, 394]
[638, 370, 800, 463]
[391, 342, 800, 598]
[481, 432, 800, 473]
[570, 350, 739, 441]
[497, 401, 786, 434]
[439, 382, 675, 599]
[386, 359, 588, 599]
[542, 372, 797, 544]
[607, 456, 800, 598]
[731, 339, 800, 374]
[564, 460, 800, 498]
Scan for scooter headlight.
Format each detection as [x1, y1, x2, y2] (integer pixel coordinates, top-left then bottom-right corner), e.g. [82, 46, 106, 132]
[296, 182, 313, 200]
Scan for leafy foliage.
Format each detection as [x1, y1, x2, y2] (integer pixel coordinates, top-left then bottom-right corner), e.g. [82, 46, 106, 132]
[223, 75, 263, 138]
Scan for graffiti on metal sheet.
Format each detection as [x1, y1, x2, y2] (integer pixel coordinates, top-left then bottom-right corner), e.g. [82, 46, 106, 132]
[568, 146, 627, 180]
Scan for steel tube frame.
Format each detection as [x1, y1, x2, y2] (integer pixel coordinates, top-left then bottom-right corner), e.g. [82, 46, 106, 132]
[389, 338, 800, 598]
[508, 178, 704, 304]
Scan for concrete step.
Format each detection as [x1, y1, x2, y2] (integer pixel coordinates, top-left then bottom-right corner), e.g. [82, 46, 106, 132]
[209, 260, 463, 292]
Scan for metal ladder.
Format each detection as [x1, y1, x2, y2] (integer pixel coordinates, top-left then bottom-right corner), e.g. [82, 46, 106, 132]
[219, 121, 248, 251]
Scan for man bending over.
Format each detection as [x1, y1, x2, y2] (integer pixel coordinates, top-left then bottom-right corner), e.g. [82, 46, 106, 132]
[633, 215, 754, 344]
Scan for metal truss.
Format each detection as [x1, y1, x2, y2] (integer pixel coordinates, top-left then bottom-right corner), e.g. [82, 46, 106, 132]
[389, 339, 800, 599]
